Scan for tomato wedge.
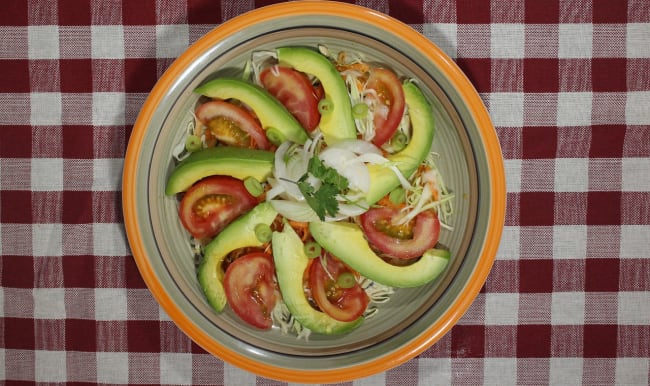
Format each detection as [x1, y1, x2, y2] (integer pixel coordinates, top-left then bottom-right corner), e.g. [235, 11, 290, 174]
[196, 100, 270, 149]
[360, 207, 440, 259]
[309, 254, 369, 322]
[260, 66, 321, 131]
[178, 176, 257, 240]
[365, 68, 406, 147]
[224, 252, 278, 329]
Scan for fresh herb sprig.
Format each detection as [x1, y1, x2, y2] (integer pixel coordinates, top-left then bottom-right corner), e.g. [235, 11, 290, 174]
[296, 157, 349, 221]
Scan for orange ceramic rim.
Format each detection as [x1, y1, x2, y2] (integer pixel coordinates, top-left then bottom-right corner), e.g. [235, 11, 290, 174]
[123, 1, 505, 383]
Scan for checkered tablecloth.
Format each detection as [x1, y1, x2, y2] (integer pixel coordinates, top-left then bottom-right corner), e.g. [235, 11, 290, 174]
[2, 0, 649, 385]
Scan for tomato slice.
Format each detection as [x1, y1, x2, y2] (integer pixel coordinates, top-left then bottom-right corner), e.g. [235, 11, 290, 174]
[196, 100, 270, 149]
[224, 252, 278, 329]
[360, 207, 440, 259]
[178, 176, 257, 240]
[309, 254, 369, 322]
[260, 66, 321, 131]
[365, 68, 406, 147]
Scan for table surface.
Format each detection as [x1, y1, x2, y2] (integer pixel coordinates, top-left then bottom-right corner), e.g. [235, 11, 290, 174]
[2, 0, 649, 385]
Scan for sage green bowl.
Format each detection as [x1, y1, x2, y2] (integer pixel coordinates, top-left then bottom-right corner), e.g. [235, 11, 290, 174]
[123, 2, 505, 383]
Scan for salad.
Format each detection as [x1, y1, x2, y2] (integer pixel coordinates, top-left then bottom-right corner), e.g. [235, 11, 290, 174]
[166, 45, 454, 337]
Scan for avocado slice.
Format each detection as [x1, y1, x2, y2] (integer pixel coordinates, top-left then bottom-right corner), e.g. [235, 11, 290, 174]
[197, 202, 277, 312]
[165, 146, 274, 195]
[195, 78, 309, 145]
[365, 82, 435, 204]
[276, 47, 356, 145]
[309, 221, 449, 288]
[272, 225, 363, 334]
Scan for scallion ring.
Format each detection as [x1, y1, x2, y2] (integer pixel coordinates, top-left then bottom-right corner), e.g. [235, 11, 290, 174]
[303, 241, 321, 259]
[337, 272, 356, 289]
[184, 135, 202, 152]
[266, 127, 286, 145]
[318, 98, 333, 114]
[352, 102, 368, 119]
[391, 131, 408, 152]
[243, 177, 263, 197]
[254, 223, 272, 243]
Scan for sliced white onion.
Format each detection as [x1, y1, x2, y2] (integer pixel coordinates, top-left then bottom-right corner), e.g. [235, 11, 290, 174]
[319, 147, 370, 193]
[269, 200, 320, 223]
[328, 139, 382, 155]
[273, 141, 308, 201]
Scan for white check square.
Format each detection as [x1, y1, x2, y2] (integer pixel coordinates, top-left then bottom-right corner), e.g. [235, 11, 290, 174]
[35, 350, 66, 382]
[550, 358, 583, 386]
[554, 158, 588, 193]
[483, 358, 517, 385]
[497, 226, 520, 260]
[32, 224, 63, 257]
[626, 91, 650, 125]
[92, 158, 124, 191]
[557, 92, 592, 127]
[558, 24, 593, 58]
[551, 291, 585, 325]
[93, 92, 125, 126]
[485, 293, 519, 325]
[627, 23, 650, 58]
[620, 225, 650, 258]
[94, 288, 128, 320]
[423, 23, 457, 59]
[28, 26, 60, 59]
[489, 92, 524, 127]
[156, 24, 190, 59]
[91, 25, 125, 59]
[615, 358, 649, 385]
[504, 159, 521, 193]
[96, 352, 128, 384]
[491, 24, 525, 58]
[30, 93, 62, 126]
[160, 353, 192, 385]
[31, 158, 64, 191]
[553, 225, 587, 259]
[93, 223, 128, 257]
[33, 288, 66, 319]
[618, 291, 650, 325]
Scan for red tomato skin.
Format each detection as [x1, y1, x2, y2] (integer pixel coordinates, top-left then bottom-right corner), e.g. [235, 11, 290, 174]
[195, 100, 270, 150]
[309, 254, 369, 322]
[224, 253, 277, 330]
[360, 208, 440, 259]
[365, 68, 406, 147]
[179, 176, 257, 240]
[260, 66, 321, 131]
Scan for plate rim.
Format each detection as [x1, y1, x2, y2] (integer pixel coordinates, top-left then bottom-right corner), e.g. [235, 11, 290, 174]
[122, 1, 506, 383]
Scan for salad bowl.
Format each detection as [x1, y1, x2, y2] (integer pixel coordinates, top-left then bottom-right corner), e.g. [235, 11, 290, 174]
[122, 1, 505, 383]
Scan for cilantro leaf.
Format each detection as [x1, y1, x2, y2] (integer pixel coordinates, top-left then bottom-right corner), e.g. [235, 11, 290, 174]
[308, 157, 349, 191]
[294, 157, 349, 221]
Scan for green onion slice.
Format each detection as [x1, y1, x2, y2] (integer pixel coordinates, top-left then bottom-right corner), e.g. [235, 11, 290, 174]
[184, 135, 202, 152]
[303, 241, 321, 259]
[352, 102, 368, 119]
[318, 98, 333, 114]
[254, 223, 272, 243]
[243, 177, 263, 197]
[337, 272, 356, 288]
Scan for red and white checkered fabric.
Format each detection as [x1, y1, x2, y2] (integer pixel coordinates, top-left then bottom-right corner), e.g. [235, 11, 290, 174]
[1, 0, 649, 385]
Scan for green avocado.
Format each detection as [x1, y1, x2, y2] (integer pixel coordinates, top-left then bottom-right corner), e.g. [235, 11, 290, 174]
[272, 225, 363, 334]
[276, 47, 356, 145]
[165, 146, 274, 195]
[197, 202, 278, 312]
[365, 82, 435, 204]
[309, 221, 449, 288]
[194, 78, 309, 145]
